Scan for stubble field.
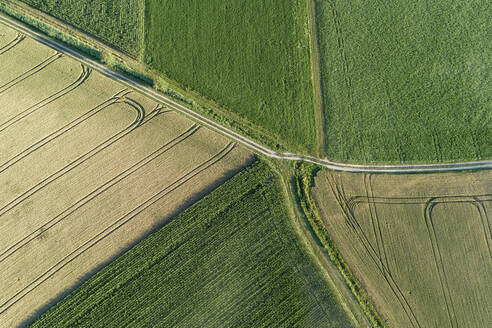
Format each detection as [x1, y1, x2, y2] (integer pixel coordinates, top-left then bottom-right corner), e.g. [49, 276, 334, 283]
[312, 169, 492, 327]
[0, 23, 251, 327]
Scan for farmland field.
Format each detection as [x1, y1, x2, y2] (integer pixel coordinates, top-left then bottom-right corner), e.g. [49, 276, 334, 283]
[18, 0, 144, 56]
[312, 169, 492, 327]
[315, 0, 490, 162]
[144, 0, 317, 152]
[31, 161, 357, 328]
[0, 22, 252, 327]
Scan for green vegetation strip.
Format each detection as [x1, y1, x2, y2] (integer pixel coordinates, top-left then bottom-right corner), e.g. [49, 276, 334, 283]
[145, 0, 317, 153]
[19, 0, 144, 56]
[31, 160, 355, 328]
[316, 0, 490, 162]
[295, 163, 384, 327]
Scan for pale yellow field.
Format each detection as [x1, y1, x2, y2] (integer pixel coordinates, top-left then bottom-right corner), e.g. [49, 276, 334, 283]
[0, 24, 252, 327]
[312, 170, 492, 328]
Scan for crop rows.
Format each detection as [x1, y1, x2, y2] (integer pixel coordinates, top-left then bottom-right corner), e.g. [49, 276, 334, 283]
[315, 0, 490, 162]
[19, 0, 145, 56]
[0, 27, 252, 326]
[0, 88, 130, 172]
[31, 161, 355, 328]
[0, 141, 235, 315]
[0, 63, 90, 133]
[144, 0, 317, 152]
[314, 170, 492, 327]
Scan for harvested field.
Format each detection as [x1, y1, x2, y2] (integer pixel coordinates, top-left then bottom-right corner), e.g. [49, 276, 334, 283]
[0, 22, 252, 327]
[312, 169, 492, 327]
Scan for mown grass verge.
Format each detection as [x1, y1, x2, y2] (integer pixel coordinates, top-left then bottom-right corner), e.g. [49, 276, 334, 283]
[30, 160, 355, 328]
[1, 1, 290, 153]
[295, 163, 385, 327]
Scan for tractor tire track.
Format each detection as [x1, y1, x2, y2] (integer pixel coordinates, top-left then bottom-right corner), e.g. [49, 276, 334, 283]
[0, 88, 129, 174]
[424, 196, 492, 328]
[365, 174, 390, 277]
[326, 175, 421, 328]
[0, 63, 91, 133]
[0, 141, 235, 314]
[0, 123, 199, 263]
[0, 94, 149, 218]
[2, 14, 489, 173]
[0, 32, 24, 55]
[0, 52, 61, 94]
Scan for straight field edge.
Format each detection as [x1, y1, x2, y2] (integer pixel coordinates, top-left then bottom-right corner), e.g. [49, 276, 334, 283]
[0, 0, 306, 155]
[305, 0, 326, 158]
[293, 162, 386, 327]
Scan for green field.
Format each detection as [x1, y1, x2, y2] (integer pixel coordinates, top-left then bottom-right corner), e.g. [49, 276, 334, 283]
[20, 0, 144, 56]
[312, 169, 492, 327]
[144, 0, 317, 152]
[31, 161, 355, 328]
[316, 0, 490, 162]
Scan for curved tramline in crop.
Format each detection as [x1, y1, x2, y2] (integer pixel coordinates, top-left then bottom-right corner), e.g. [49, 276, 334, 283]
[0, 33, 25, 55]
[0, 88, 130, 173]
[0, 141, 236, 315]
[0, 94, 154, 221]
[336, 189, 492, 328]
[0, 64, 91, 133]
[424, 195, 492, 328]
[326, 175, 422, 328]
[0, 52, 61, 94]
[0, 122, 199, 264]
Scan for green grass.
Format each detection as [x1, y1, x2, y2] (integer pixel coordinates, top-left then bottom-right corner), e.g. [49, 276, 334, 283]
[30, 160, 355, 328]
[316, 0, 491, 162]
[144, 0, 317, 153]
[20, 0, 144, 56]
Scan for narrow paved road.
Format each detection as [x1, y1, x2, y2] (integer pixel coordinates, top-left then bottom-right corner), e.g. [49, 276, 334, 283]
[1, 14, 490, 173]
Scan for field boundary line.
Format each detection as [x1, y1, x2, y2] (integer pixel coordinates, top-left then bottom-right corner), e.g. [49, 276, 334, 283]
[306, 0, 326, 157]
[0, 88, 128, 173]
[0, 52, 61, 94]
[0, 94, 148, 219]
[0, 14, 489, 172]
[0, 141, 235, 314]
[0, 63, 90, 133]
[0, 118, 196, 263]
[0, 32, 24, 54]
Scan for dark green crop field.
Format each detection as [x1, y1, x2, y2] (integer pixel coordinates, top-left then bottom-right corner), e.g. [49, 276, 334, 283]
[20, 0, 144, 56]
[31, 161, 355, 328]
[144, 0, 317, 152]
[316, 0, 490, 162]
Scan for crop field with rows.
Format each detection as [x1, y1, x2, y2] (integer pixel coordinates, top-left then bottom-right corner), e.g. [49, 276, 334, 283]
[18, 0, 144, 56]
[312, 169, 492, 327]
[144, 0, 318, 153]
[315, 0, 490, 162]
[0, 23, 251, 327]
[31, 161, 357, 328]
